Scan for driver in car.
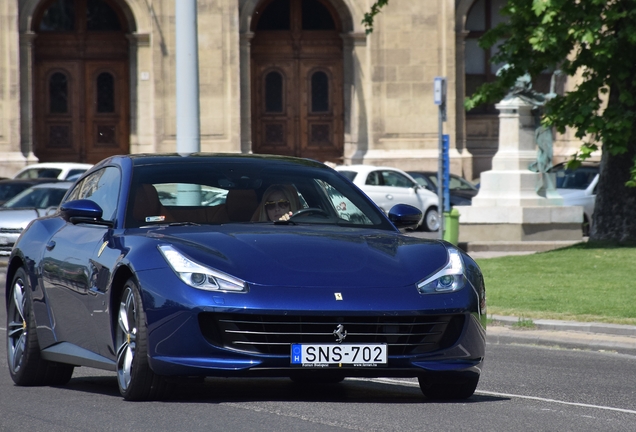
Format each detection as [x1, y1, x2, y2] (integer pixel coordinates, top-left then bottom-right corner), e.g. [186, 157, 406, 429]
[253, 184, 301, 221]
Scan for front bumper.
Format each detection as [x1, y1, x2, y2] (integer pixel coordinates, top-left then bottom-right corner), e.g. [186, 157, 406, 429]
[137, 268, 486, 378]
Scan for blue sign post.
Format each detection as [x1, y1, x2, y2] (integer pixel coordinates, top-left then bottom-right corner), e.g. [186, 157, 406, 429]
[434, 77, 447, 238]
[442, 134, 450, 213]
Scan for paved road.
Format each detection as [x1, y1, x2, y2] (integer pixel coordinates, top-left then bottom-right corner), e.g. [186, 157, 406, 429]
[2, 269, 636, 431]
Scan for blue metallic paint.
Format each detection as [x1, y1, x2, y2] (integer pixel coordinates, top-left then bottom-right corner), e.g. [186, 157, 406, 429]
[6, 154, 486, 390]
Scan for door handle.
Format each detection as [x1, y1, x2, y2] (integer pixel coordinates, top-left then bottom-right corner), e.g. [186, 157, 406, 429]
[46, 240, 56, 251]
[386, 194, 393, 200]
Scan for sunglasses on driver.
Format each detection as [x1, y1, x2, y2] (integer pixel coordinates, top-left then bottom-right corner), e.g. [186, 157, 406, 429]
[264, 199, 291, 211]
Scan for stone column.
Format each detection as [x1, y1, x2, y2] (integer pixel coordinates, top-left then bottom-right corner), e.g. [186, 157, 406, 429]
[127, 33, 155, 154]
[239, 32, 253, 154]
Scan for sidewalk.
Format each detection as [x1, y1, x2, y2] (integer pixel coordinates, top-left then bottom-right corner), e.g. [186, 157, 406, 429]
[487, 315, 636, 356]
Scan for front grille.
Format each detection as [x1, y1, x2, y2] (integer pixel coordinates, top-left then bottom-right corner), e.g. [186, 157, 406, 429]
[199, 313, 465, 356]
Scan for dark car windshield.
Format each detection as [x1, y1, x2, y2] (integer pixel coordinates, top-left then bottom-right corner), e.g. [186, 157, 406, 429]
[553, 166, 599, 189]
[0, 183, 32, 201]
[3, 187, 68, 209]
[15, 168, 62, 179]
[126, 160, 393, 230]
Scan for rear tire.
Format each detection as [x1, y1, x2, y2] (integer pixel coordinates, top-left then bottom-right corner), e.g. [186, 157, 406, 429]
[115, 278, 173, 401]
[7, 267, 74, 386]
[418, 374, 479, 400]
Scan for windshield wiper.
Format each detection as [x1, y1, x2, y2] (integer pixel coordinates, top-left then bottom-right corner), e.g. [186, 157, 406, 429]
[167, 221, 201, 227]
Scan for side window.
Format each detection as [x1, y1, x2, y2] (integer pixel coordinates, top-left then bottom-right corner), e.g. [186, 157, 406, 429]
[154, 183, 228, 207]
[316, 179, 372, 225]
[381, 171, 414, 188]
[365, 171, 381, 186]
[337, 171, 357, 182]
[65, 167, 121, 220]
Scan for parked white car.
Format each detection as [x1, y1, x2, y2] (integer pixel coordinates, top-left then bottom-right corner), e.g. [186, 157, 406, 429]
[14, 162, 92, 181]
[335, 165, 440, 231]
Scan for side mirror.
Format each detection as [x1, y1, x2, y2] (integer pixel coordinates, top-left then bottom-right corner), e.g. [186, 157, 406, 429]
[388, 204, 422, 229]
[60, 199, 113, 227]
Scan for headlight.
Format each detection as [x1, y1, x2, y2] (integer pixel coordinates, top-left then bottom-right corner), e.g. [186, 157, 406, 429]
[158, 245, 247, 292]
[416, 247, 465, 294]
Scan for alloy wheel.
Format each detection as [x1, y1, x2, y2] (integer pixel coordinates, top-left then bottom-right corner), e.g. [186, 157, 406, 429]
[7, 278, 27, 374]
[116, 286, 137, 392]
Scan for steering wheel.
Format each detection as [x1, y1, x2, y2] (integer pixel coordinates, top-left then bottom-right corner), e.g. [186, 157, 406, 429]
[288, 207, 330, 220]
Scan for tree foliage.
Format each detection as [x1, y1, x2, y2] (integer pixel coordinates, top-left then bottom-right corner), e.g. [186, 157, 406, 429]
[468, 0, 636, 177]
[362, 0, 389, 34]
[467, 0, 636, 242]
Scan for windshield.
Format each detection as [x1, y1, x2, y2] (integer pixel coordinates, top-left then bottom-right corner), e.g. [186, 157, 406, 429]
[3, 187, 68, 209]
[126, 160, 393, 230]
[419, 173, 477, 191]
[554, 167, 598, 189]
[15, 168, 62, 179]
[0, 183, 31, 201]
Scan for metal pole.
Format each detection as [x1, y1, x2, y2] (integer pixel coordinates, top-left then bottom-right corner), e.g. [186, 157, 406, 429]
[437, 106, 444, 239]
[433, 77, 446, 239]
[176, 0, 200, 154]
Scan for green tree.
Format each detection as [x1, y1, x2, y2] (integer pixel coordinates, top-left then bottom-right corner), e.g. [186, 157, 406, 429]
[472, 0, 636, 243]
[365, 0, 636, 243]
[362, 0, 389, 34]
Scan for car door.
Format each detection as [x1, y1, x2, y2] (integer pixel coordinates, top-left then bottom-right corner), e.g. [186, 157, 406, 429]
[40, 167, 122, 356]
[362, 169, 428, 213]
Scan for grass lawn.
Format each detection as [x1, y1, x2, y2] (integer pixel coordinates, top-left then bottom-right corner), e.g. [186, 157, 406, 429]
[474, 242, 636, 325]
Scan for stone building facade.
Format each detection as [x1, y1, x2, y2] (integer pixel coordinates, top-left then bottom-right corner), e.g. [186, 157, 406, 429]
[0, 0, 584, 179]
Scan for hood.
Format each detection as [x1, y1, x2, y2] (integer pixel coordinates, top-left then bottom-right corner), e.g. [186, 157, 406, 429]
[140, 225, 449, 288]
[0, 208, 42, 229]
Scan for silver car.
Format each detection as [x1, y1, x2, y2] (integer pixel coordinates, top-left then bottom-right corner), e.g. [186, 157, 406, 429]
[0, 182, 72, 255]
[552, 162, 599, 236]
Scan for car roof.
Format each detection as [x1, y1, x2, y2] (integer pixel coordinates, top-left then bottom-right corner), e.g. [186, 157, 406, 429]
[14, 162, 93, 179]
[97, 153, 330, 170]
[15, 162, 92, 170]
[0, 178, 59, 184]
[551, 161, 600, 170]
[334, 165, 410, 173]
[28, 181, 74, 189]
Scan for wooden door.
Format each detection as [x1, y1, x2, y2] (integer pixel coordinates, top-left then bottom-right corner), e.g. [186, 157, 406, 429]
[251, 0, 344, 164]
[32, 0, 129, 164]
[85, 61, 129, 163]
[35, 61, 129, 163]
[252, 60, 297, 156]
[299, 59, 344, 162]
[35, 61, 84, 162]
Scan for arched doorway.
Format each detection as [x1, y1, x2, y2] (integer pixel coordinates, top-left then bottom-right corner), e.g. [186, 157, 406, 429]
[32, 0, 130, 164]
[251, 0, 344, 163]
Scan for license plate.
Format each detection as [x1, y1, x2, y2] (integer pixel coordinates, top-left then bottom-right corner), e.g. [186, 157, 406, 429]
[291, 343, 387, 367]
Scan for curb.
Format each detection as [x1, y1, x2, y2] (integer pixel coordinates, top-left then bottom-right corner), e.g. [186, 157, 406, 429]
[489, 314, 636, 337]
[487, 315, 636, 356]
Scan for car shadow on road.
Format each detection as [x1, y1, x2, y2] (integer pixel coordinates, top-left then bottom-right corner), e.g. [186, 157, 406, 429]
[63, 376, 506, 405]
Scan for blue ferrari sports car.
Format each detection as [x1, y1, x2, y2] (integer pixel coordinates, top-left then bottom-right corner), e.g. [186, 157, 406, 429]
[6, 154, 486, 401]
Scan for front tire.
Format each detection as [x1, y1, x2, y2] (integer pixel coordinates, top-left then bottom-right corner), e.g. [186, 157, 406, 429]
[7, 267, 74, 386]
[422, 207, 440, 232]
[115, 278, 172, 401]
[418, 374, 479, 400]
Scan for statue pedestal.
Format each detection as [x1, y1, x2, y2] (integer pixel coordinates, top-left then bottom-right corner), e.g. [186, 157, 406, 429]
[458, 96, 583, 247]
